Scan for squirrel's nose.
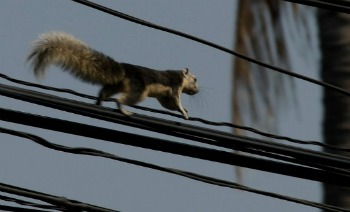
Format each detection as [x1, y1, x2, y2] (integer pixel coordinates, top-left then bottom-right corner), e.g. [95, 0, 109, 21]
[189, 89, 199, 95]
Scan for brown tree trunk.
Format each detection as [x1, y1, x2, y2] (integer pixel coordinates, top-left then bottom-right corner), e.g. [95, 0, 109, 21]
[318, 10, 350, 210]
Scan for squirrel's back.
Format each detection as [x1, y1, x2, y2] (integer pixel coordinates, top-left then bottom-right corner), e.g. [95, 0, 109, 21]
[27, 32, 125, 85]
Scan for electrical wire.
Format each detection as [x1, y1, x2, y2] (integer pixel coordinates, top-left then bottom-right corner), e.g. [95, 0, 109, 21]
[0, 205, 54, 212]
[316, 0, 350, 7]
[2, 72, 349, 152]
[2, 106, 350, 178]
[0, 183, 118, 212]
[0, 194, 61, 211]
[2, 106, 350, 186]
[282, 0, 350, 13]
[1, 83, 350, 170]
[69, 0, 350, 98]
[1, 127, 348, 212]
[0, 82, 348, 168]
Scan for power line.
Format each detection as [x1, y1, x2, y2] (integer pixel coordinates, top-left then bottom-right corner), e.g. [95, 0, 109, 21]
[0, 194, 62, 211]
[1, 83, 349, 170]
[4, 106, 350, 174]
[282, 0, 350, 13]
[3, 109, 348, 185]
[0, 205, 53, 212]
[0, 182, 118, 212]
[2, 72, 349, 153]
[69, 0, 350, 98]
[1, 100, 350, 185]
[1, 127, 348, 212]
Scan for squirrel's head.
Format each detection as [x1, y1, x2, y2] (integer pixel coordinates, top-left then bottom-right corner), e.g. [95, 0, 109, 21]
[182, 68, 199, 95]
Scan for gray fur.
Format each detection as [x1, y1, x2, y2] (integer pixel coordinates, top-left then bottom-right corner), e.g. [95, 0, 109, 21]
[27, 32, 124, 84]
[121, 63, 184, 94]
[27, 31, 199, 119]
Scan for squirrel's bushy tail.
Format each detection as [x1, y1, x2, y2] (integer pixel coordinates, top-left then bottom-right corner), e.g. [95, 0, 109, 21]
[27, 32, 125, 85]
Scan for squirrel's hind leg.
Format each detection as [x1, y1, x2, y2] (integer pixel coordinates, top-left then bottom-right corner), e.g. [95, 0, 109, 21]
[116, 91, 146, 116]
[116, 102, 133, 116]
[96, 85, 121, 105]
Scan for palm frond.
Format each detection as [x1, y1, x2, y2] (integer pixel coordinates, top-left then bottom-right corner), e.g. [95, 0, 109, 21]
[233, 0, 318, 132]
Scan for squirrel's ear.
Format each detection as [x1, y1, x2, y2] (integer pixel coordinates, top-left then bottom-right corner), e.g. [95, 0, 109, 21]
[182, 68, 189, 75]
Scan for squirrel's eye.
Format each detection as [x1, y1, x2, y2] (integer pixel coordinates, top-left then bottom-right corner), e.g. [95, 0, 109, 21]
[194, 77, 197, 82]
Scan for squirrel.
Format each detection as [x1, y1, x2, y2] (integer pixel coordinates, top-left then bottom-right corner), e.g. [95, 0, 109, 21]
[27, 32, 199, 119]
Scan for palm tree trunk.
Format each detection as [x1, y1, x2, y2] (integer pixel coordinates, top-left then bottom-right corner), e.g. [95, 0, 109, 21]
[318, 10, 350, 209]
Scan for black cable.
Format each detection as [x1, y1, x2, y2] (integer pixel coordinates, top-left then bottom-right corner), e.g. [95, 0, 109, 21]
[0, 205, 53, 212]
[0, 183, 118, 212]
[0, 194, 61, 211]
[1, 83, 350, 170]
[2, 107, 350, 186]
[316, 0, 350, 7]
[5, 106, 350, 178]
[282, 0, 350, 13]
[2, 73, 349, 153]
[0, 106, 343, 176]
[69, 0, 350, 97]
[1, 127, 348, 212]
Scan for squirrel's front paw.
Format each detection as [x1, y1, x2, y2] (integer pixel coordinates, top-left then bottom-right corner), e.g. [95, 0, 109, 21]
[182, 109, 189, 120]
[120, 108, 133, 116]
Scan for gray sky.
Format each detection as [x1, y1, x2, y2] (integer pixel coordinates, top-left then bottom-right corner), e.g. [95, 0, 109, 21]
[0, 1, 322, 211]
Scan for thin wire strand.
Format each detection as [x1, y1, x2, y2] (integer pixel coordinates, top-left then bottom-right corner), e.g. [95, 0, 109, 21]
[2, 72, 349, 152]
[0, 205, 54, 212]
[0, 181, 118, 212]
[3, 106, 350, 179]
[0, 194, 62, 211]
[1, 127, 348, 212]
[2, 83, 350, 171]
[69, 0, 350, 97]
[282, 0, 350, 13]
